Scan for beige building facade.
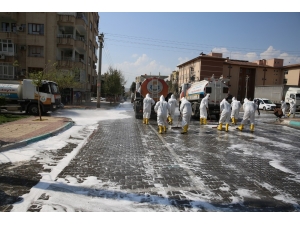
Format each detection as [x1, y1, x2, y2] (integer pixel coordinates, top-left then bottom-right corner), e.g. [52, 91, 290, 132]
[0, 12, 99, 103]
[177, 52, 299, 101]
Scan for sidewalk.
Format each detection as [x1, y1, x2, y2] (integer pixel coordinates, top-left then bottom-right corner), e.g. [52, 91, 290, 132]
[0, 100, 121, 152]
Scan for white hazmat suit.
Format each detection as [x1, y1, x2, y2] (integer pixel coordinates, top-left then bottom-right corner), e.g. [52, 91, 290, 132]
[288, 99, 296, 118]
[231, 97, 242, 125]
[199, 94, 210, 125]
[154, 95, 170, 133]
[180, 97, 192, 134]
[143, 93, 155, 125]
[281, 100, 287, 118]
[218, 98, 232, 131]
[167, 94, 179, 125]
[238, 98, 257, 132]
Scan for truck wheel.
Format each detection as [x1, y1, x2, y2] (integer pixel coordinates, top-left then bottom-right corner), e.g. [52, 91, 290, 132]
[28, 104, 39, 115]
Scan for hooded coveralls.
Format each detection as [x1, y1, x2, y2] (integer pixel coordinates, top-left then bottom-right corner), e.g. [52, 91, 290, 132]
[168, 94, 179, 124]
[218, 98, 232, 131]
[281, 100, 287, 117]
[154, 95, 170, 133]
[238, 98, 257, 131]
[199, 94, 210, 124]
[180, 97, 192, 134]
[288, 99, 296, 118]
[143, 93, 155, 124]
[231, 97, 242, 124]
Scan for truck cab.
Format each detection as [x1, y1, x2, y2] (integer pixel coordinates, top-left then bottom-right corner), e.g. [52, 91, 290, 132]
[285, 89, 300, 111]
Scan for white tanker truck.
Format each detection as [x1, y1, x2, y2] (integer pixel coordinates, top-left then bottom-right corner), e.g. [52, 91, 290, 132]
[179, 75, 231, 120]
[0, 79, 61, 114]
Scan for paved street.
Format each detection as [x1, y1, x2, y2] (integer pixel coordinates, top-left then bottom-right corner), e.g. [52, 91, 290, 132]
[1, 102, 300, 212]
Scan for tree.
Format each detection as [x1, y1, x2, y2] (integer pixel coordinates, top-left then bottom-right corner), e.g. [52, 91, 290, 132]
[103, 66, 126, 104]
[130, 82, 136, 93]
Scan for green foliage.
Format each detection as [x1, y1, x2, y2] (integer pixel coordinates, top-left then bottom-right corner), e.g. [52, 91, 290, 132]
[130, 82, 136, 93]
[0, 114, 29, 125]
[103, 67, 126, 97]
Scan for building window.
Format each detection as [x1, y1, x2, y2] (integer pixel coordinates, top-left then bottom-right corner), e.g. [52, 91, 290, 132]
[28, 23, 44, 35]
[88, 57, 91, 66]
[90, 22, 92, 31]
[89, 40, 92, 49]
[0, 39, 14, 53]
[0, 63, 15, 79]
[28, 45, 44, 57]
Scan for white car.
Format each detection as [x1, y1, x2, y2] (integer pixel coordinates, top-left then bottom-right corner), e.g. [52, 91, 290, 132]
[254, 98, 276, 111]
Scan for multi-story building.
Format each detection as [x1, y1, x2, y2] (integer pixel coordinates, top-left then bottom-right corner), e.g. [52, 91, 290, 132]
[177, 52, 300, 101]
[0, 12, 99, 103]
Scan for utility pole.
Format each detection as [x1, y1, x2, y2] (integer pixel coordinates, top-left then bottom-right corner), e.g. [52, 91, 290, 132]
[97, 33, 104, 108]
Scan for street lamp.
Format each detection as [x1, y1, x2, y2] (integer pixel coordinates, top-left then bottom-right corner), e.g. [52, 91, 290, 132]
[262, 68, 267, 85]
[97, 33, 104, 108]
[245, 75, 249, 99]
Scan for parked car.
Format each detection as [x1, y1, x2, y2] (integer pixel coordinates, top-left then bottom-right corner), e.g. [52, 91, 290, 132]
[100, 97, 106, 101]
[254, 98, 276, 111]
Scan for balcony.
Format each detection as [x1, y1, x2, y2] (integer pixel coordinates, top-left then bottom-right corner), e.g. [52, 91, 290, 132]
[57, 14, 75, 25]
[76, 13, 88, 25]
[74, 36, 87, 53]
[75, 13, 88, 34]
[57, 34, 75, 47]
[57, 57, 86, 70]
[0, 12, 18, 22]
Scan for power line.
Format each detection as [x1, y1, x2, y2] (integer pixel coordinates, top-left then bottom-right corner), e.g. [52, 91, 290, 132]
[103, 32, 300, 56]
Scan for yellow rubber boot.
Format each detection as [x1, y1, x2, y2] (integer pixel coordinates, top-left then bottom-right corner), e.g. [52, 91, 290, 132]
[287, 113, 290, 117]
[200, 118, 203, 125]
[250, 124, 254, 132]
[170, 117, 173, 125]
[163, 126, 167, 132]
[158, 125, 163, 134]
[181, 125, 188, 134]
[238, 124, 244, 131]
[225, 123, 229, 132]
[203, 118, 207, 125]
[231, 117, 235, 124]
[143, 118, 146, 124]
[146, 118, 149, 125]
[217, 123, 223, 131]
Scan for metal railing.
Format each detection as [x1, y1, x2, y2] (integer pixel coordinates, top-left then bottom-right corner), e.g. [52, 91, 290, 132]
[57, 34, 74, 39]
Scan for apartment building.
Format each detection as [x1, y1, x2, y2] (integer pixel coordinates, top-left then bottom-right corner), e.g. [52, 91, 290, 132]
[177, 52, 299, 101]
[0, 12, 99, 103]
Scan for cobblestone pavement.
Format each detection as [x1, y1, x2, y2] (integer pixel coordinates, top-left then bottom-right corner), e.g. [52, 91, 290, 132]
[1, 106, 300, 212]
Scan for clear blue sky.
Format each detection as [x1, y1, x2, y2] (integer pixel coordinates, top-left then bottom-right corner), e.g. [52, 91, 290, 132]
[98, 11, 300, 88]
[22, 1, 300, 88]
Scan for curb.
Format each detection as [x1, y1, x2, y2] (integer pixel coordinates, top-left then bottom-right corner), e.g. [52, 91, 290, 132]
[0, 121, 74, 152]
[277, 119, 300, 128]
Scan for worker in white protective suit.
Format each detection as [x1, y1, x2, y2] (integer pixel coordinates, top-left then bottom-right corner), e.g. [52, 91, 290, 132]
[143, 93, 155, 125]
[237, 98, 257, 132]
[281, 100, 287, 118]
[199, 94, 210, 125]
[231, 97, 242, 125]
[180, 97, 192, 134]
[287, 98, 296, 118]
[167, 94, 179, 125]
[217, 97, 232, 131]
[154, 95, 170, 134]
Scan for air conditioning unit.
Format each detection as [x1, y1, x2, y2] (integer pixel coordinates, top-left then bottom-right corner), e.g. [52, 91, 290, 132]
[17, 26, 24, 32]
[0, 54, 5, 59]
[20, 45, 26, 50]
